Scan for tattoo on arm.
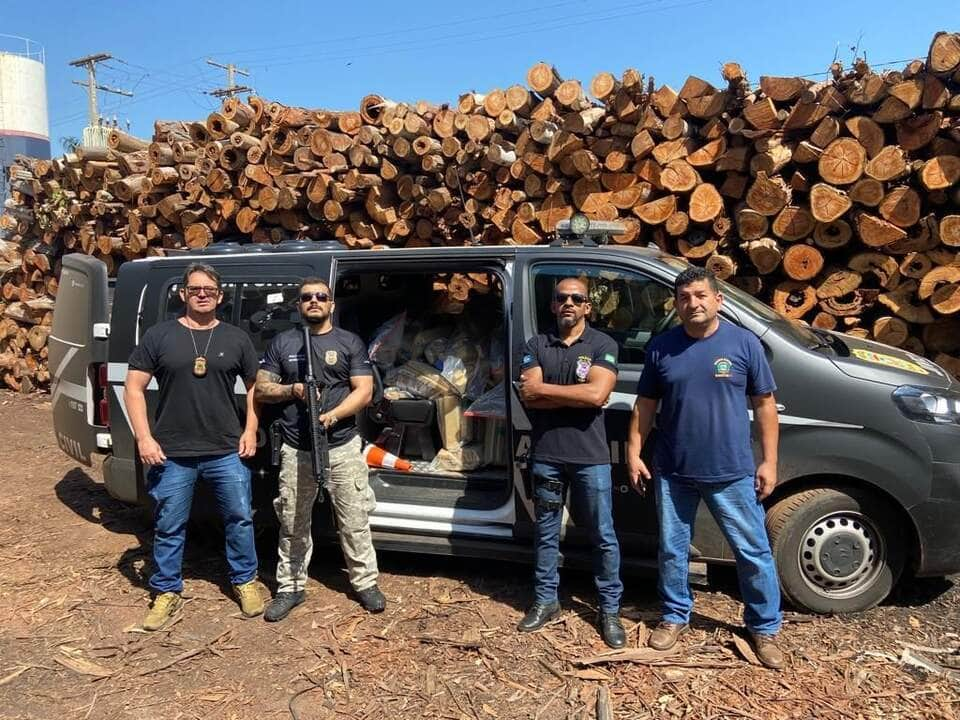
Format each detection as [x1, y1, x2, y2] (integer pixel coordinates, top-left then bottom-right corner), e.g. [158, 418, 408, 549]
[254, 369, 293, 403]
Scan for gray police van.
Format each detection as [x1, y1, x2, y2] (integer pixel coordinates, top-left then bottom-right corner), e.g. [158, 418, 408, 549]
[49, 232, 960, 615]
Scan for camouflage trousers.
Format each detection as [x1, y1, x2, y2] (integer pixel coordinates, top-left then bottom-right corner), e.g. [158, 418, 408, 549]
[275, 435, 379, 593]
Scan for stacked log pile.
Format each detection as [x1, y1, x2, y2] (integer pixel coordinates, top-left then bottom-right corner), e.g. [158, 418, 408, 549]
[2, 31, 960, 391]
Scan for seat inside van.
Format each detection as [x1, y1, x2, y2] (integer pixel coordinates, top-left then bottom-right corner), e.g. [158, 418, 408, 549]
[335, 270, 508, 479]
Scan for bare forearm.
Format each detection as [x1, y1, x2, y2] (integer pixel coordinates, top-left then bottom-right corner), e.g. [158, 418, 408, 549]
[524, 398, 564, 409]
[244, 386, 260, 434]
[332, 387, 372, 420]
[627, 401, 656, 458]
[124, 388, 153, 441]
[254, 370, 295, 404]
[755, 403, 779, 464]
[538, 381, 607, 409]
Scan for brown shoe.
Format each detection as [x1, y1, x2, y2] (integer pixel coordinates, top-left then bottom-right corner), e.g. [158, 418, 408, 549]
[648, 621, 689, 651]
[750, 632, 786, 669]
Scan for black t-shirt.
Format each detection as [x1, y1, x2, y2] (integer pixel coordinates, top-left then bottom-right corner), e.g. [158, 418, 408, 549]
[520, 325, 619, 465]
[260, 326, 373, 450]
[128, 319, 259, 457]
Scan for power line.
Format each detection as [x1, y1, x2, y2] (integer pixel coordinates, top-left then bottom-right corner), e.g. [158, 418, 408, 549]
[239, 0, 712, 73]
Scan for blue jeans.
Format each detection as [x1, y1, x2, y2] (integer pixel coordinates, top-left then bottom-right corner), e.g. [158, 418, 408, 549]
[655, 474, 782, 635]
[531, 461, 623, 613]
[147, 453, 258, 593]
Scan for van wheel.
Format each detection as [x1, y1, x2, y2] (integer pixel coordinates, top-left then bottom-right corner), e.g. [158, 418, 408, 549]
[766, 488, 904, 614]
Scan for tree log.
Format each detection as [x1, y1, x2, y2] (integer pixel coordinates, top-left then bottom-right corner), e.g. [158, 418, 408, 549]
[773, 281, 817, 318]
[746, 172, 790, 216]
[920, 156, 960, 190]
[633, 195, 677, 225]
[772, 205, 815, 241]
[940, 216, 960, 247]
[782, 244, 824, 281]
[864, 146, 908, 181]
[856, 212, 907, 247]
[818, 137, 866, 185]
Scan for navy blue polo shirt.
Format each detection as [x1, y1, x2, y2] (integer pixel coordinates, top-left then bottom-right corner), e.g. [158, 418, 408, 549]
[636, 321, 776, 482]
[520, 325, 619, 465]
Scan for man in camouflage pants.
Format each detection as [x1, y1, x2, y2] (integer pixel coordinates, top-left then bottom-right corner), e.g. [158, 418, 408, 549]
[255, 278, 385, 620]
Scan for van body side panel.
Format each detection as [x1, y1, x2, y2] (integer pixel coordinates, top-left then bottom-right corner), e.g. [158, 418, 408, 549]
[50, 255, 110, 465]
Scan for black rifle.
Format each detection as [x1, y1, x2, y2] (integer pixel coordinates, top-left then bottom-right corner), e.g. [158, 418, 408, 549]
[302, 326, 330, 488]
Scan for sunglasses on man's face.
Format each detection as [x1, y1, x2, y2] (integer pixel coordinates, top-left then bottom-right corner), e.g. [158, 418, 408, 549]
[554, 292, 588, 306]
[300, 292, 331, 303]
[184, 285, 220, 297]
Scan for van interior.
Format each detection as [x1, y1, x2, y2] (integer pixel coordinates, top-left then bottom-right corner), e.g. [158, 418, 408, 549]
[334, 270, 509, 481]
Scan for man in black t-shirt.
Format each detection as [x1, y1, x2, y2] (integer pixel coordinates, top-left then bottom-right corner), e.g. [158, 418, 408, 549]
[125, 262, 263, 631]
[255, 277, 383, 621]
[516, 277, 626, 649]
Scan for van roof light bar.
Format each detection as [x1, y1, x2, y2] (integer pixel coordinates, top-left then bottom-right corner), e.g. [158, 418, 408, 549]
[551, 213, 626, 247]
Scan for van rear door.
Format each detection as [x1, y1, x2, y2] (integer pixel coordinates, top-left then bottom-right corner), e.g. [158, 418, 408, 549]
[50, 254, 110, 464]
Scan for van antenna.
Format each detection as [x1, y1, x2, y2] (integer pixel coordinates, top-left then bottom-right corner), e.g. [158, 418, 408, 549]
[454, 168, 479, 246]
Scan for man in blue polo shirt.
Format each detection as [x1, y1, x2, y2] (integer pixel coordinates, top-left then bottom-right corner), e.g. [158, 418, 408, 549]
[517, 277, 626, 649]
[627, 266, 785, 669]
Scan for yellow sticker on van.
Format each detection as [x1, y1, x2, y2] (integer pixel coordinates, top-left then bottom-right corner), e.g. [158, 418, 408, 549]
[851, 349, 929, 375]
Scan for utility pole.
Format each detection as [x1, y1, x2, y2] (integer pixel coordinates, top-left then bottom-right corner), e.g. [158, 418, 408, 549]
[206, 58, 253, 98]
[68, 53, 133, 127]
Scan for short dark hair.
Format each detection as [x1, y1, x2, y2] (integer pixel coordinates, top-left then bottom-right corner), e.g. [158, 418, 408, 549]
[674, 266, 719, 296]
[182, 262, 221, 289]
[299, 276, 332, 296]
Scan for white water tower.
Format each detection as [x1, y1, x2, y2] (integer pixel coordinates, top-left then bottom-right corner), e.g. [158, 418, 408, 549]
[0, 35, 50, 204]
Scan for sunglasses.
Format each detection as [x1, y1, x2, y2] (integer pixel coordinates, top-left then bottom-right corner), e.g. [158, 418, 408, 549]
[300, 291, 331, 303]
[184, 285, 220, 297]
[554, 292, 588, 306]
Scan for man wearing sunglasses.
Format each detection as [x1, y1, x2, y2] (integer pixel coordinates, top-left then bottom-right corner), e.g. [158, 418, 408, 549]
[125, 263, 263, 631]
[516, 277, 626, 648]
[255, 278, 384, 620]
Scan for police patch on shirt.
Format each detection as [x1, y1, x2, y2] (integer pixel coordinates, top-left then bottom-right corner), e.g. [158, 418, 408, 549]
[576, 355, 592, 382]
[325, 350, 338, 365]
[713, 357, 732, 379]
[522, 353, 533, 365]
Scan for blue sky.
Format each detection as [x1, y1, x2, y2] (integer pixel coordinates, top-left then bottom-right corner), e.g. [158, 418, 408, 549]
[4, 0, 957, 148]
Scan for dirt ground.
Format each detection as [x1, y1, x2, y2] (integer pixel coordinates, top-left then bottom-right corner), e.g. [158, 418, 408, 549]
[1, 392, 959, 720]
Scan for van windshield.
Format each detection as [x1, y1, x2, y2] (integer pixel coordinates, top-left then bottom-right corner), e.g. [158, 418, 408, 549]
[659, 256, 821, 348]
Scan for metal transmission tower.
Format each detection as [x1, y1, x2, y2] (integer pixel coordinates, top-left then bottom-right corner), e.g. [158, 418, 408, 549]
[205, 58, 252, 98]
[68, 53, 133, 127]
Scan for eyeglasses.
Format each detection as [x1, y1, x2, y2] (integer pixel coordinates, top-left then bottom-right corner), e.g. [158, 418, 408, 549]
[300, 292, 331, 303]
[185, 285, 220, 297]
[554, 292, 588, 306]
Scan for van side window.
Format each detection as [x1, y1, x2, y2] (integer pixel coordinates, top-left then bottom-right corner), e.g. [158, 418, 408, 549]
[237, 283, 302, 353]
[163, 283, 237, 323]
[530, 264, 675, 365]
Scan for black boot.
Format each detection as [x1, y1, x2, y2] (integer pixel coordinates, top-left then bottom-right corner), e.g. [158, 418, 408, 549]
[357, 585, 386, 613]
[517, 602, 561, 632]
[599, 612, 626, 649]
[264, 591, 305, 622]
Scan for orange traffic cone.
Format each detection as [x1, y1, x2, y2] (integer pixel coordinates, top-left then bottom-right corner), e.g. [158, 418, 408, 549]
[362, 443, 412, 471]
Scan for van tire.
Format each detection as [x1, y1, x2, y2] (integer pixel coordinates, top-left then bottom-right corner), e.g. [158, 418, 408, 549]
[766, 487, 904, 615]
